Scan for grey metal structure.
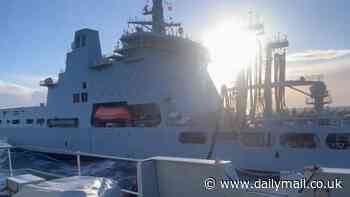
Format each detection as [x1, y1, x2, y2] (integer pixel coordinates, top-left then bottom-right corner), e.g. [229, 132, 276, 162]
[1, 1, 350, 173]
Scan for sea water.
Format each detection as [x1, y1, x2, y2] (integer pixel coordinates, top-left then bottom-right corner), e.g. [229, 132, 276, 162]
[0, 149, 137, 190]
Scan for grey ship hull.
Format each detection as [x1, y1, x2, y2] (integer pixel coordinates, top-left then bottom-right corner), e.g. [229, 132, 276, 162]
[2, 126, 350, 172]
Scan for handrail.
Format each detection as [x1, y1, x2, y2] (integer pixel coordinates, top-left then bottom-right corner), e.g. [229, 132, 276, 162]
[75, 151, 141, 196]
[0, 168, 64, 179]
[15, 145, 142, 196]
[120, 189, 141, 196]
[0, 141, 13, 177]
[16, 145, 142, 162]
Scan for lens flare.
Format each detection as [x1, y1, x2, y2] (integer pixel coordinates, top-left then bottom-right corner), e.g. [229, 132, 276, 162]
[203, 21, 257, 88]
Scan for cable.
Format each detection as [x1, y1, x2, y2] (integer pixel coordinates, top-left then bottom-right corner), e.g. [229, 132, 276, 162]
[206, 108, 222, 160]
[206, 123, 219, 160]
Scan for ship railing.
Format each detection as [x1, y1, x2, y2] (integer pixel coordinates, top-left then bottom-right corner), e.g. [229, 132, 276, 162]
[0, 144, 141, 196]
[13, 145, 143, 196]
[0, 140, 13, 177]
[67, 150, 142, 196]
[0, 168, 64, 180]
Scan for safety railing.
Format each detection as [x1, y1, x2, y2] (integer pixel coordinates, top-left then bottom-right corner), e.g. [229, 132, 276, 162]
[75, 150, 142, 196]
[11, 145, 143, 196]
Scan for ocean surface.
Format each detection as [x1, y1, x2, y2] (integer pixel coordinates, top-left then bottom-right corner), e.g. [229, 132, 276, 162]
[0, 149, 306, 194]
[0, 149, 137, 190]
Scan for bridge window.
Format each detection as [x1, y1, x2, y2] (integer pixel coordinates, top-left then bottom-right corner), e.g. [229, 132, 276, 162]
[280, 133, 319, 149]
[92, 102, 161, 128]
[326, 134, 350, 150]
[47, 118, 79, 128]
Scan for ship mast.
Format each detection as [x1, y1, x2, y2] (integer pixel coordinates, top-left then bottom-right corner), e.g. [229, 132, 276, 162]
[129, 0, 180, 35]
[151, 0, 165, 34]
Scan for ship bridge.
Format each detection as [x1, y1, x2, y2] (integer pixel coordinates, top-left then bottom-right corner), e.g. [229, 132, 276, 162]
[114, 0, 209, 63]
[116, 31, 209, 62]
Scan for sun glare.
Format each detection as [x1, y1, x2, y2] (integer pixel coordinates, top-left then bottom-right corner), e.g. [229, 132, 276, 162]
[203, 21, 257, 89]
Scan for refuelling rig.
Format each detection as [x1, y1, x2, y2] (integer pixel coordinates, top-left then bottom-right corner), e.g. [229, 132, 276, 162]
[221, 13, 332, 128]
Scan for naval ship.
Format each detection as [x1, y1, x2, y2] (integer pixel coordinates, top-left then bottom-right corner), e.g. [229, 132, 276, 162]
[1, 0, 350, 172]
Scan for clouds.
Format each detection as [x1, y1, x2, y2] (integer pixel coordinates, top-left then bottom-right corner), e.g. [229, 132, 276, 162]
[0, 72, 50, 108]
[287, 49, 350, 62]
[0, 80, 46, 108]
[286, 49, 350, 78]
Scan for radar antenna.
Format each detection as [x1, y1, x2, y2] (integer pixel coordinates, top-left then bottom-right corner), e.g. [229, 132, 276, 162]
[129, 0, 181, 34]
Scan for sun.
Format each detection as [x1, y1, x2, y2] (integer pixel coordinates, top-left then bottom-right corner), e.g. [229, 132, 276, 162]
[203, 21, 257, 89]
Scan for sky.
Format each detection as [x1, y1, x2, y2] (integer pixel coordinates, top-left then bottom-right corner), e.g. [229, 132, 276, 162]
[0, 0, 349, 108]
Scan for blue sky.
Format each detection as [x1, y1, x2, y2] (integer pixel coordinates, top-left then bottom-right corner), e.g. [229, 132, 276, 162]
[0, 0, 350, 107]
